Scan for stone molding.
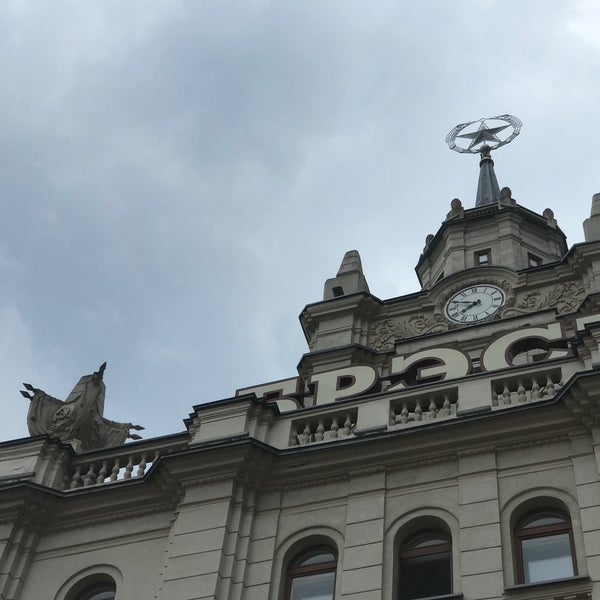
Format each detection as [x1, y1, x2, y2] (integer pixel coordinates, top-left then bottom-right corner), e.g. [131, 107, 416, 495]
[369, 313, 448, 350]
[502, 281, 585, 317]
[41, 504, 172, 533]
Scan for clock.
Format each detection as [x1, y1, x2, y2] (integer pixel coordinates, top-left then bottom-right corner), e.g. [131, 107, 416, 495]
[444, 284, 505, 324]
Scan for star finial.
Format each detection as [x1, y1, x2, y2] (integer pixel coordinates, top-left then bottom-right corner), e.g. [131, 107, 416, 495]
[456, 120, 510, 151]
[445, 114, 522, 154]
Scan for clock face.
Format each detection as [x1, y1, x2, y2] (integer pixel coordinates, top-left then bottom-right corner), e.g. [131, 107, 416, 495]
[444, 284, 505, 324]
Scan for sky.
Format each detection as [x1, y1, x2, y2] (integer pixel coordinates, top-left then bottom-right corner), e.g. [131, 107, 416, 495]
[1, 0, 600, 443]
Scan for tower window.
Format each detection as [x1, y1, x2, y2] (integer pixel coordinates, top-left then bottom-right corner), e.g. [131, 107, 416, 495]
[475, 250, 491, 266]
[332, 286, 344, 297]
[528, 253, 542, 268]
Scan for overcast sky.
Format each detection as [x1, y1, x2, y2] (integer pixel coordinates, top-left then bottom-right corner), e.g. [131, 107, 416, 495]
[1, 1, 599, 443]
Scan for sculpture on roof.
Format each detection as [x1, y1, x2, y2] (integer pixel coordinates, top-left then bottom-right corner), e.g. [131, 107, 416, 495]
[21, 362, 144, 452]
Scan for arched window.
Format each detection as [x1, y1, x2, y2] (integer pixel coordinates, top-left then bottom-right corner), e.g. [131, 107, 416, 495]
[63, 578, 116, 600]
[80, 586, 115, 600]
[285, 546, 337, 600]
[515, 509, 576, 584]
[399, 530, 452, 600]
[75, 584, 115, 600]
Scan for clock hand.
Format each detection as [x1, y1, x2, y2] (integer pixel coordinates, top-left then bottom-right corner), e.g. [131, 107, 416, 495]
[460, 299, 482, 313]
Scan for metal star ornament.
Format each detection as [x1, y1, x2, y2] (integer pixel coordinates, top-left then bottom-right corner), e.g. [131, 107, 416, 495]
[446, 115, 522, 154]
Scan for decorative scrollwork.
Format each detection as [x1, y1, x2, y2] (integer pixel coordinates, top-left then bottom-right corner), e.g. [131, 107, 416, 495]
[369, 313, 448, 351]
[502, 281, 585, 317]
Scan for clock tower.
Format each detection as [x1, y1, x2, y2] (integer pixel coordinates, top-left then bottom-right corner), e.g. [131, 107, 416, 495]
[297, 116, 590, 400]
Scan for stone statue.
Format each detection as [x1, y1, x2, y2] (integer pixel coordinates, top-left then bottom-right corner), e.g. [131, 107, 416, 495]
[21, 363, 144, 452]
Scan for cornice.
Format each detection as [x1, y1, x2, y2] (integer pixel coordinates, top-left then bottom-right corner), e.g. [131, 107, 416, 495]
[43, 503, 173, 534]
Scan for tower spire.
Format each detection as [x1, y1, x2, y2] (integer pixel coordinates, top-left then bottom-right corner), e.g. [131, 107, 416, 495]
[446, 114, 522, 208]
[475, 144, 501, 206]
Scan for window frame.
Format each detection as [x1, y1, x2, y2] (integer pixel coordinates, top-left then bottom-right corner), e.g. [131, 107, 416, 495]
[514, 509, 577, 585]
[285, 546, 338, 600]
[475, 249, 491, 266]
[78, 586, 115, 600]
[398, 529, 452, 600]
[527, 253, 543, 268]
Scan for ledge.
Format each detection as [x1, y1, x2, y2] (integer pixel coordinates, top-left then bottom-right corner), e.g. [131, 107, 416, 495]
[504, 575, 591, 599]
[412, 594, 462, 600]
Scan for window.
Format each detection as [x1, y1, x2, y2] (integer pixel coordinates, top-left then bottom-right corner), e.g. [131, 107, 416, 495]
[475, 249, 491, 266]
[77, 587, 115, 600]
[528, 253, 542, 268]
[286, 547, 337, 600]
[64, 577, 116, 600]
[515, 510, 576, 584]
[399, 530, 452, 599]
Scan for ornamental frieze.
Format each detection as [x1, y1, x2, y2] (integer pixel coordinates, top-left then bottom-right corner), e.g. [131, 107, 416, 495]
[502, 281, 585, 317]
[368, 313, 448, 351]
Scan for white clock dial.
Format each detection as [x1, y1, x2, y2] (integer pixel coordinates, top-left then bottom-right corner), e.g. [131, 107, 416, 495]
[444, 284, 505, 324]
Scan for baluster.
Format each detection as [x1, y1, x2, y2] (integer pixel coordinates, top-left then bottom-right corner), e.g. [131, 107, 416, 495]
[341, 414, 352, 437]
[531, 377, 542, 400]
[298, 423, 311, 445]
[428, 396, 437, 418]
[324, 416, 339, 440]
[136, 454, 147, 477]
[83, 463, 96, 487]
[545, 375, 556, 397]
[96, 461, 108, 484]
[314, 420, 325, 442]
[415, 400, 423, 421]
[495, 389, 503, 406]
[503, 384, 511, 405]
[124, 456, 134, 480]
[110, 458, 121, 482]
[399, 403, 409, 424]
[517, 380, 527, 403]
[441, 393, 451, 416]
[70, 466, 83, 489]
[290, 425, 299, 446]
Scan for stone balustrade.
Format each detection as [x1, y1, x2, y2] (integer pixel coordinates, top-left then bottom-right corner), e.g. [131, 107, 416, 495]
[389, 388, 458, 427]
[289, 410, 358, 446]
[63, 434, 189, 491]
[491, 368, 563, 407]
[66, 451, 158, 489]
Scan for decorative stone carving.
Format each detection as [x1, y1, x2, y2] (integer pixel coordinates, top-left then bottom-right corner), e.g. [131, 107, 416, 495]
[543, 207, 558, 227]
[369, 313, 448, 351]
[502, 281, 585, 317]
[498, 186, 516, 207]
[445, 198, 464, 220]
[21, 363, 144, 452]
[423, 234, 435, 252]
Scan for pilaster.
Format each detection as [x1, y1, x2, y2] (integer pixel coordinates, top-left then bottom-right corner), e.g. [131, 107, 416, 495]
[339, 471, 386, 600]
[458, 451, 503, 600]
[158, 479, 236, 600]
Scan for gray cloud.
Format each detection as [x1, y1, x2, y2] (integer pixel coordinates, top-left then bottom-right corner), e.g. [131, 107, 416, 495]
[1, 1, 599, 441]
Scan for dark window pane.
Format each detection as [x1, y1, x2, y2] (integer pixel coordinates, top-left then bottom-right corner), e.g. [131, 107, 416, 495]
[79, 589, 115, 600]
[290, 572, 335, 600]
[522, 533, 574, 583]
[400, 551, 451, 599]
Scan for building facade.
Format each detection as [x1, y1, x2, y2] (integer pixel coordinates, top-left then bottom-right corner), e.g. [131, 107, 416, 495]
[2, 157, 600, 600]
